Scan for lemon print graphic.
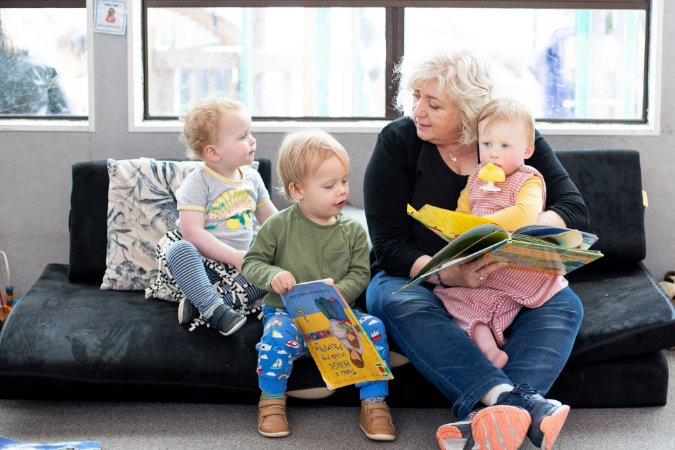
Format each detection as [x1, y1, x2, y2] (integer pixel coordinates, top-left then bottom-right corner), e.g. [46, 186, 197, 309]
[206, 189, 255, 229]
[226, 218, 241, 230]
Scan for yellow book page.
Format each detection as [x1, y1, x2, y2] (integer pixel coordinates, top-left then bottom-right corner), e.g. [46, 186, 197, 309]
[408, 204, 503, 241]
[292, 309, 392, 389]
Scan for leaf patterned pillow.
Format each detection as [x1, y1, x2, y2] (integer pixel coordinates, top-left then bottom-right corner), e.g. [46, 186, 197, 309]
[101, 158, 203, 290]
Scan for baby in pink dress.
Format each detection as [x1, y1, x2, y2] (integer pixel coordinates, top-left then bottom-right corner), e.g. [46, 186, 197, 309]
[434, 99, 568, 369]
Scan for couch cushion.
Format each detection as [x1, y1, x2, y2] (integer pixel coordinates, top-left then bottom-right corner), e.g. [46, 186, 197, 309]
[556, 149, 645, 262]
[101, 158, 203, 290]
[1, 264, 670, 408]
[1, 264, 329, 399]
[564, 260, 675, 367]
[69, 159, 273, 284]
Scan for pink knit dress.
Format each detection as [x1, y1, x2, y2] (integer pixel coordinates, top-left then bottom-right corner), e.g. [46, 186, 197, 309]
[434, 165, 568, 347]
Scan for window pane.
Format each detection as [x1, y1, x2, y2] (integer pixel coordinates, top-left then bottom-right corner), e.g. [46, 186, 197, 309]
[405, 8, 646, 121]
[147, 7, 386, 118]
[0, 8, 88, 117]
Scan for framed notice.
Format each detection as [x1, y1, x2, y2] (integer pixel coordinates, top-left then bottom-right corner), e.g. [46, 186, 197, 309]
[95, 0, 127, 35]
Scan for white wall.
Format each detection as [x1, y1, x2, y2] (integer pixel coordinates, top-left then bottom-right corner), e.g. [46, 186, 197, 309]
[1, 3, 673, 298]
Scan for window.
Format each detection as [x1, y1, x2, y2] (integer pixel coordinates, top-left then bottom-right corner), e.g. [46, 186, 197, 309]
[146, 7, 386, 120]
[0, 5, 89, 120]
[136, 0, 659, 132]
[405, 8, 647, 123]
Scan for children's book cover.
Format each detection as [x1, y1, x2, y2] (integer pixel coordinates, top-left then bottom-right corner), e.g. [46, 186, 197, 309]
[280, 279, 393, 389]
[0, 437, 100, 449]
[397, 204, 603, 292]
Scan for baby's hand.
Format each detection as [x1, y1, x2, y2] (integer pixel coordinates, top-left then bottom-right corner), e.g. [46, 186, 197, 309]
[271, 271, 296, 294]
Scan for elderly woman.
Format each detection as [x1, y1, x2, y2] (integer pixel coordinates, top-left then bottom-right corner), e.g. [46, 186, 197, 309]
[364, 50, 588, 450]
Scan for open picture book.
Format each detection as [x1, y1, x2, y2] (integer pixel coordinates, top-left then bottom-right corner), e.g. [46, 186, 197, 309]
[280, 279, 393, 389]
[396, 204, 604, 293]
[0, 437, 100, 450]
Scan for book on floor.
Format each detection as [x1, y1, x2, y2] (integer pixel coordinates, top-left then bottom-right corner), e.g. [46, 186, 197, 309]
[0, 437, 101, 450]
[279, 279, 393, 389]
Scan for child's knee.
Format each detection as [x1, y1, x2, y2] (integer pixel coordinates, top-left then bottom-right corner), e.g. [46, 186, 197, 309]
[259, 317, 303, 358]
[358, 314, 386, 337]
[165, 240, 199, 266]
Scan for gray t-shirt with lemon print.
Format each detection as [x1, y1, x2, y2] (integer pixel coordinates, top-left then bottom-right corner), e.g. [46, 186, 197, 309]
[176, 164, 270, 251]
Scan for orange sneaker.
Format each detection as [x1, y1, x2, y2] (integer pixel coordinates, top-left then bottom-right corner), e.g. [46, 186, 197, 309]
[360, 400, 396, 441]
[437, 405, 531, 450]
[493, 385, 570, 450]
[257, 395, 290, 438]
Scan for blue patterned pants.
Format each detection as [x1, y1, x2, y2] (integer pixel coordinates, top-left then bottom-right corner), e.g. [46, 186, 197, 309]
[257, 305, 390, 400]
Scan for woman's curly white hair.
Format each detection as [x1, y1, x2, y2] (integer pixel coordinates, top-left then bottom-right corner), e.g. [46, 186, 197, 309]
[395, 49, 495, 145]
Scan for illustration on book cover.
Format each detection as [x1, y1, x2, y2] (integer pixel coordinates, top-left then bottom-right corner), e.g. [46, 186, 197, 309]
[281, 279, 393, 389]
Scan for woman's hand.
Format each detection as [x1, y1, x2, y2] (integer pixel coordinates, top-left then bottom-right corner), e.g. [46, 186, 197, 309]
[437, 256, 508, 288]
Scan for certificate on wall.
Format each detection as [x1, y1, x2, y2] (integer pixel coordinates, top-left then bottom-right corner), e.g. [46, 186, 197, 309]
[94, 0, 128, 35]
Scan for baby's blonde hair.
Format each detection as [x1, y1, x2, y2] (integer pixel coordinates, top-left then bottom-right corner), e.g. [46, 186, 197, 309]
[276, 129, 350, 203]
[478, 98, 535, 143]
[180, 93, 244, 160]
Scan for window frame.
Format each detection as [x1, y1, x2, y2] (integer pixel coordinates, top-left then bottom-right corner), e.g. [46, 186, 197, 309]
[0, 0, 96, 132]
[128, 0, 663, 135]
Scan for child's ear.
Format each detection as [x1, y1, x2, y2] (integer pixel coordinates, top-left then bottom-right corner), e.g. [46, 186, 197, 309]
[203, 145, 220, 162]
[289, 182, 304, 201]
[523, 142, 535, 160]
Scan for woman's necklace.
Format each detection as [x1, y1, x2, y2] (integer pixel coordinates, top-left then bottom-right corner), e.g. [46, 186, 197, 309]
[439, 144, 470, 162]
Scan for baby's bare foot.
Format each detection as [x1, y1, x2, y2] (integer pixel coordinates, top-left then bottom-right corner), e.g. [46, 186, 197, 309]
[483, 347, 508, 369]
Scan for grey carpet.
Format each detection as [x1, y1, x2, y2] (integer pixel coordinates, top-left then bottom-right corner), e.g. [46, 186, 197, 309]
[2, 351, 675, 449]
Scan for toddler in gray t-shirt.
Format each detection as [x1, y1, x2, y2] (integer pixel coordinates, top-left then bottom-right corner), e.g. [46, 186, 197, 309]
[163, 94, 277, 336]
[176, 163, 270, 251]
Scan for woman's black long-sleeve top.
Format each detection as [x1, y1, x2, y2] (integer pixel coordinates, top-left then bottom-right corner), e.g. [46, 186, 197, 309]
[364, 117, 590, 278]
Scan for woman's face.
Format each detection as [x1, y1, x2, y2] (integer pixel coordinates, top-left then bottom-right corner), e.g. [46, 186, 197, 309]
[411, 79, 464, 147]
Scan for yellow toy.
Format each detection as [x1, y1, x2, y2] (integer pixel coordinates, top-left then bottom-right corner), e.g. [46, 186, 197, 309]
[478, 163, 505, 192]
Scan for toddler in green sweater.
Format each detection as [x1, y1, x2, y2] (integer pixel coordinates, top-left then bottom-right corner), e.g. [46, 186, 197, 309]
[242, 129, 395, 441]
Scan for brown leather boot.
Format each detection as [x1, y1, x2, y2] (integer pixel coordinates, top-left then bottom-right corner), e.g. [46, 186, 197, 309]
[360, 400, 396, 441]
[258, 395, 290, 437]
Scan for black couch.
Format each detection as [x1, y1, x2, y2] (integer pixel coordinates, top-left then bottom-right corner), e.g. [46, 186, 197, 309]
[0, 150, 673, 409]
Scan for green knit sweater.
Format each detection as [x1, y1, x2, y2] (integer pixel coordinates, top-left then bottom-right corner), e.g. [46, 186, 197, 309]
[241, 206, 370, 309]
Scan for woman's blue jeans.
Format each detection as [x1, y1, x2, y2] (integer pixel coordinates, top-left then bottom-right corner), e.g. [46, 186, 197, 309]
[366, 271, 583, 420]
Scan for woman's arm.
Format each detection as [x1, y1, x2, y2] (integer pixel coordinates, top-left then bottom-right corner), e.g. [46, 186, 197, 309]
[536, 210, 566, 227]
[527, 131, 590, 230]
[364, 120, 426, 278]
[180, 210, 246, 272]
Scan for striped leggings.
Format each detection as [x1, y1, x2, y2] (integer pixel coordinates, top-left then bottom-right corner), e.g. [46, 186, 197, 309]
[164, 240, 265, 318]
